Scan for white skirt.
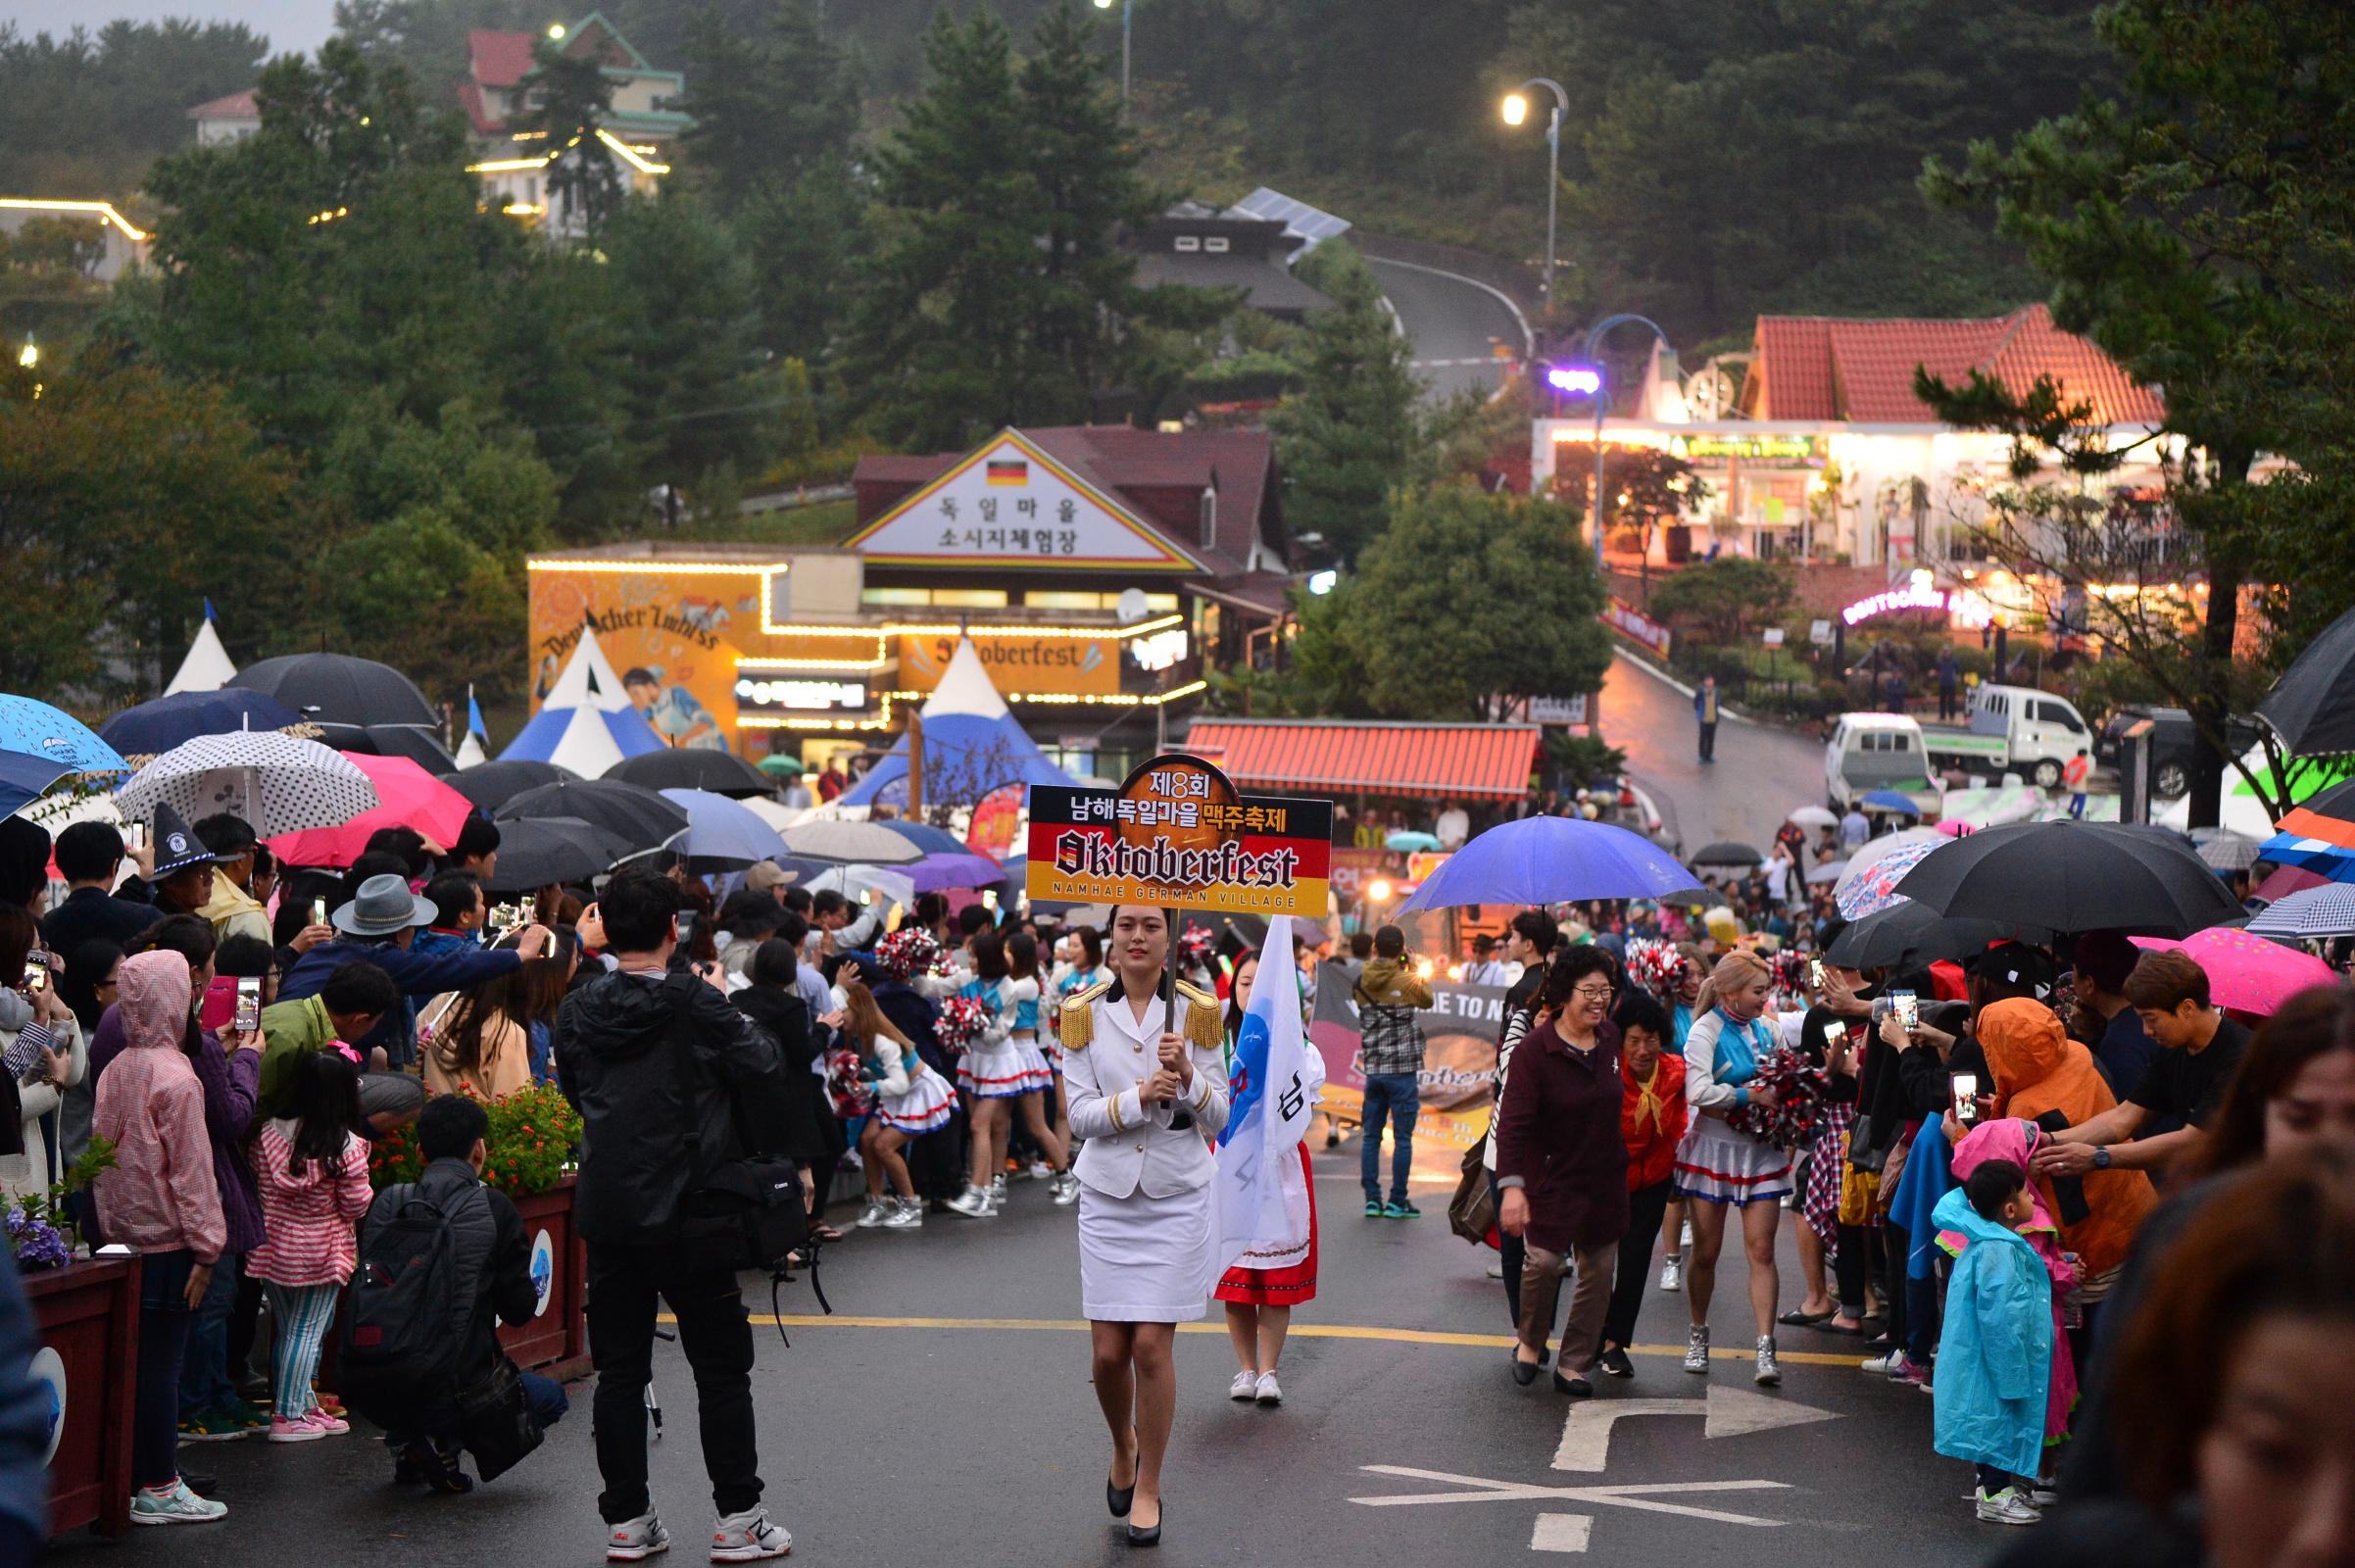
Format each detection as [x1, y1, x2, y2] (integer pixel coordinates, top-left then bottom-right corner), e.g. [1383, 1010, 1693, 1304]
[959, 1040, 1038, 1100]
[1673, 1115, 1793, 1206]
[878, 1070, 957, 1137]
[1008, 1039, 1055, 1093]
[1078, 1182, 1215, 1323]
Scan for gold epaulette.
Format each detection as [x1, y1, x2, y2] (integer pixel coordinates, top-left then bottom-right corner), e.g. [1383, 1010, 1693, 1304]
[1058, 980, 1112, 1052]
[1175, 980, 1222, 1052]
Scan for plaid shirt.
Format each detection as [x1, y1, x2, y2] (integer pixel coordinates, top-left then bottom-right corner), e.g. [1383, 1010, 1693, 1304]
[1355, 1000, 1428, 1077]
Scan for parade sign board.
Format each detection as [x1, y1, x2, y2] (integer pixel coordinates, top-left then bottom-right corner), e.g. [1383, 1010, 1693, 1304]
[1025, 753, 1332, 916]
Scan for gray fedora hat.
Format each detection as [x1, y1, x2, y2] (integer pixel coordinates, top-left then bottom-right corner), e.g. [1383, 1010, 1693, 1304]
[331, 872, 438, 937]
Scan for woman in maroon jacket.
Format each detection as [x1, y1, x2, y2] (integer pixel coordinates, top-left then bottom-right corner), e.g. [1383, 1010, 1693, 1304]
[1497, 948, 1630, 1396]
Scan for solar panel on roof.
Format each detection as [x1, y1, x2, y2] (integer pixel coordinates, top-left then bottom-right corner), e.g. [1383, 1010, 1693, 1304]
[1225, 187, 1351, 253]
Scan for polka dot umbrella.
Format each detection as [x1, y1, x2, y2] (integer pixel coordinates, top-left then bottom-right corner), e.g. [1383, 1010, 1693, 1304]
[114, 731, 379, 840]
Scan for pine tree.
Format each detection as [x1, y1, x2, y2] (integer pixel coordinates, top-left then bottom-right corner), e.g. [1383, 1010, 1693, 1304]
[1270, 242, 1420, 565]
[848, 8, 1051, 449]
[679, 0, 861, 213]
[519, 39, 623, 236]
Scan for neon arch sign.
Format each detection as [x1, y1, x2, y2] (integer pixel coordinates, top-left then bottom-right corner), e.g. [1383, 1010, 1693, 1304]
[1841, 570, 1995, 629]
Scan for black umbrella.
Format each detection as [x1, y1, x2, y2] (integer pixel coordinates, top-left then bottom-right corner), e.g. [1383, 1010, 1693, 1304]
[99, 690, 306, 759]
[1889, 820, 2243, 935]
[325, 722, 457, 773]
[1824, 900, 2048, 971]
[606, 749, 779, 800]
[494, 778, 690, 858]
[1691, 841, 1762, 869]
[439, 760, 579, 814]
[2257, 602, 2355, 757]
[478, 815, 635, 895]
[230, 653, 437, 729]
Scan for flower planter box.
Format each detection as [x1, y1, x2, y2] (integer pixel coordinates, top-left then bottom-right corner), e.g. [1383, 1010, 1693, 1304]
[25, 1255, 139, 1539]
[496, 1176, 588, 1381]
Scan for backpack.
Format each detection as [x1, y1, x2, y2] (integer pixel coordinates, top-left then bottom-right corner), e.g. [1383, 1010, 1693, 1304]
[336, 1182, 477, 1429]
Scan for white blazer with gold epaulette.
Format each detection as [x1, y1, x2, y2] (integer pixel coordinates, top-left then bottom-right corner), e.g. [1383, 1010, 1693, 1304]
[1060, 980, 1231, 1200]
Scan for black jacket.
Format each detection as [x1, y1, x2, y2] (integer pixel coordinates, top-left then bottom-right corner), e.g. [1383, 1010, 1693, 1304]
[556, 969, 789, 1248]
[361, 1157, 536, 1381]
[732, 983, 837, 1164]
[40, 886, 161, 954]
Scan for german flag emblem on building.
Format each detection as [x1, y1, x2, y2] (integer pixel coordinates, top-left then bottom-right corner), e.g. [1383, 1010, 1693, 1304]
[986, 460, 1028, 486]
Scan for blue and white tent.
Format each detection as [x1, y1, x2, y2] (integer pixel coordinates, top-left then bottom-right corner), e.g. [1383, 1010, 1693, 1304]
[840, 637, 1081, 808]
[498, 622, 665, 778]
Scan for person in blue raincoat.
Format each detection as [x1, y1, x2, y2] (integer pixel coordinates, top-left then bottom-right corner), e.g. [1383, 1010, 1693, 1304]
[1931, 1161, 2055, 1527]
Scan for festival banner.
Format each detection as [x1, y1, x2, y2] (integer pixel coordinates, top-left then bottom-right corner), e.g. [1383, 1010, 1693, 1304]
[1308, 961, 1509, 1150]
[1023, 753, 1332, 917]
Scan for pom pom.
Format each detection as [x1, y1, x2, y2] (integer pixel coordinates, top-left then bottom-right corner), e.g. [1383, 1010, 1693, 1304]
[934, 994, 992, 1055]
[1725, 1046, 1828, 1151]
[1624, 938, 1684, 1000]
[874, 928, 943, 983]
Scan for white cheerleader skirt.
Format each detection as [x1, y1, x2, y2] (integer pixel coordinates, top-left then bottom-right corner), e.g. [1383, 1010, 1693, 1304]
[1078, 1181, 1216, 1323]
[959, 1040, 1044, 1100]
[1673, 1115, 1793, 1206]
[878, 1070, 957, 1137]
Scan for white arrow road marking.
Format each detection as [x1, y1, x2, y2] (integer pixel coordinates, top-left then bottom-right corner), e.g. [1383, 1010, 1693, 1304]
[1552, 1385, 1842, 1471]
[1531, 1514, 1593, 1553]
[1350, 1466, 1791, 1528]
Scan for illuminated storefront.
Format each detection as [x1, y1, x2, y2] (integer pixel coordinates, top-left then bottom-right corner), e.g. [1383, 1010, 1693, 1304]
[528, 425, 1295, 769]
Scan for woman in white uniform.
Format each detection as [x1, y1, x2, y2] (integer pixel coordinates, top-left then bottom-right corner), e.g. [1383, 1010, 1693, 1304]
[1061, 906, 1229, 1549]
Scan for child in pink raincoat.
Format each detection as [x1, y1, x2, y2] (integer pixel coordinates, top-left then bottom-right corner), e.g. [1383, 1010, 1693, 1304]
[1939, 1115, 2081, 1448]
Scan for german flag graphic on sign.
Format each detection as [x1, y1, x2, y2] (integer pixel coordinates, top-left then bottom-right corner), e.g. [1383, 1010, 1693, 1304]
[985, 459, 1028, 486]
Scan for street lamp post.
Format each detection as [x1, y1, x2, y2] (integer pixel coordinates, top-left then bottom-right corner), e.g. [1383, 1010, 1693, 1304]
[1559, 313, 1671, 581]
[1500, 77, 1569, 305]
[1093, 0, 1132, 109]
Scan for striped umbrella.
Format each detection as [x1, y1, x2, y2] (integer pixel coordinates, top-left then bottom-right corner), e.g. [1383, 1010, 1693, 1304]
[2246, 883, 2355, 940]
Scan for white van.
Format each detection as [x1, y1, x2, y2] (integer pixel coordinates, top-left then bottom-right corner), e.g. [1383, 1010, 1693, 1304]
[1825, 712, 1939, 811]
[1923, 684, 2091, 787]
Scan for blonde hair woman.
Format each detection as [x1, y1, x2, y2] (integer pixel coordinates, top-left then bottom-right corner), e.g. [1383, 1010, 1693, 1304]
[1671, 949, 1791, 1387]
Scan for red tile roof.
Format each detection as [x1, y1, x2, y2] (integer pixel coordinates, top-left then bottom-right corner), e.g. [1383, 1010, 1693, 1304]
[468, 28, 540, 89]
[1182, 720, 1541, 801]
[1746, 305, 2164, 426]
[186, 90, 258, 121]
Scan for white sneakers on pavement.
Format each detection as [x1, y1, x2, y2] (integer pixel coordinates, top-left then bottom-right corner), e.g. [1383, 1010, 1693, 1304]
[1657, 1253, 1683, 1293]
[946, 1185, 997, 1218]
[1683, 1324, 1709, 1374]
[710, 1507, 793, 1561]
[1254, 1371, 1282, 1406]
[1754, 1336, 1782, 1387]
[1229, 1369, 1258, 1401]
[1975, 1488, 2042, 1526]
[881, 1197, 924, 1229]
[608, 1514, 671, 1561]
[854, 1199, 890, 1229]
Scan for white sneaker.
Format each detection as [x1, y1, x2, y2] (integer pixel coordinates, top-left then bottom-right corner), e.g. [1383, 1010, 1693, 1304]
[1486, 1259, 1504, 1280]
[990, 1174, 1008, 1201]
[129, 1481, 227, 1526]
[607, 1513, 671, 1561]
[946, 1186, 993, 1217]
[1658, 1254, 1683, 1293]
[1052, 1173, 1081, 1205]
[1254, 1371, 1282, 1406]
[709, 1506, 792, 1561]
[1683, 1324, 1709, 1374]
[1681, 1219, 1693, 1250]
[1861, 1349, 1906, 1376]
[1025, 1160, 1054, 1180]
[854, 1199, 890, 1229]
[881, 1198, 923, 1230]
[1754, 1336, 1781, 1387]
[1975, 1488, 2042, 1526]
[1229, 1369, 1258, 1401]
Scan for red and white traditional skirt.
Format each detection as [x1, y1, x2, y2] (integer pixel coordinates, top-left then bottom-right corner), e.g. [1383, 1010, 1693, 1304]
[1214, 1144, 1320, 1307]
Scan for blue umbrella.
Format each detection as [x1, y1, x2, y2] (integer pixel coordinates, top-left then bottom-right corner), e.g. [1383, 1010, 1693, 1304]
[1387, 830, 1443, 853]
[0, 696, 127, 774]
[99, 689, 306, 759]
[0, 753, 76, 819]
[657, 788, 789, 871]
[1398, 817, 1701, 912]
[1861, 790, 1925, 814]
[876, 820, 972, 858]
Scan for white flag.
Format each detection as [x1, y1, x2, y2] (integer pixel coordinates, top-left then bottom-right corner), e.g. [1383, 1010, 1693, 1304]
[1213, 914, 1317, 1273]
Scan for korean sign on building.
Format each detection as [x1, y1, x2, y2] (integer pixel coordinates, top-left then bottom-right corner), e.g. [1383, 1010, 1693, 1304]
[1025, 754, 1333, 916]
[849, 431, 1197, 569]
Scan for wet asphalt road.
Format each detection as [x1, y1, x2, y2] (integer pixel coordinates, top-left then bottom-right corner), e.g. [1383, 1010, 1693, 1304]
[52, 1144, 1993, 1568]
[1597, 650, 1832, 859]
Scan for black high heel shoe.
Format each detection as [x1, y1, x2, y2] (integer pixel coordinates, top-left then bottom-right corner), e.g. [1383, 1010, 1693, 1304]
[1106, 1476, 1135, 1518]
[1126, 1502, 1163, 1547]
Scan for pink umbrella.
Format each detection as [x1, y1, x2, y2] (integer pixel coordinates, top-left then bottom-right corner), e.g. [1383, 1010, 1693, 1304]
[268, 752, 476, 869]
[2254, 862, 2333, 903]
[2128, 926, 2339, 1016]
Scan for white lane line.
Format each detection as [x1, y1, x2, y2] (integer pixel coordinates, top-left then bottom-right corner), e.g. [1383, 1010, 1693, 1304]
[1363, 255, 1535, 358]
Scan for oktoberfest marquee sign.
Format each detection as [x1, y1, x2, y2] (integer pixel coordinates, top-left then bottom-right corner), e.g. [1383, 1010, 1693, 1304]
[1025, 754, 1332, 917]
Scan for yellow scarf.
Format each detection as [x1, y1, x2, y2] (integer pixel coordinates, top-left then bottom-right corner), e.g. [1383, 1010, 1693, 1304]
[1629, 1060, 1671, 1138]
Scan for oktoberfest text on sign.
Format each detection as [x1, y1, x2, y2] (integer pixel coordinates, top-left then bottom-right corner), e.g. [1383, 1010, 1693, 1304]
[1025, 754, 1332, 917]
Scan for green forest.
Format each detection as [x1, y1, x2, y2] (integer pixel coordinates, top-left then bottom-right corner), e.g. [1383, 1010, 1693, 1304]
[5, 0, 2112, 343]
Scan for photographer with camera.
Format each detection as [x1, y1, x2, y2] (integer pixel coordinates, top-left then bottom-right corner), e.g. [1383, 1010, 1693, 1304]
[556, 870, 796, 1563]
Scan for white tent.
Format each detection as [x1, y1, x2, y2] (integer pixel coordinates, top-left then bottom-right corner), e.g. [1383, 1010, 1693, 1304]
[452, 731, 488, 769]
[164, 613, 236, 695]
[497, 623, 665, 777]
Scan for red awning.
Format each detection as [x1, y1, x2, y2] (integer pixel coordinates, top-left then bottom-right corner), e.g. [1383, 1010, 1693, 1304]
[1183, 720, 1540, 801]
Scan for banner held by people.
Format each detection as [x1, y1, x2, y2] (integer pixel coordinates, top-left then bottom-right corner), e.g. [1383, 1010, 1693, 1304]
[1213, 913, 1316, 1271]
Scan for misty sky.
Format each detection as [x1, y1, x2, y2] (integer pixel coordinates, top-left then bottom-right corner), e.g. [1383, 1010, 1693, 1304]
[0, 0, 339, 55]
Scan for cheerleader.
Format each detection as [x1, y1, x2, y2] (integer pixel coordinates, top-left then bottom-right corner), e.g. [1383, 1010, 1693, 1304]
[948, 928, 1042, 1217]
[1062, 906, 1229, 1548]
[840, 981, 957, 1232]
[1212, 951, 1325, 1406]
[1657, 943, 1708, 1296]
[998, 932, 1079, 1203]
[1047, 926, 1112, 1125]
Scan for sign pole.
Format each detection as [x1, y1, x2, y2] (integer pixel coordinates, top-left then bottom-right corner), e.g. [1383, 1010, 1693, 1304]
[907, 709, 924, 818]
